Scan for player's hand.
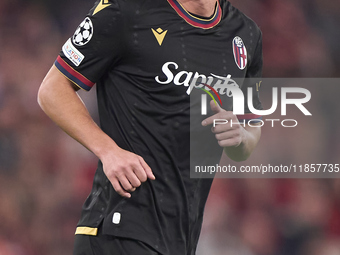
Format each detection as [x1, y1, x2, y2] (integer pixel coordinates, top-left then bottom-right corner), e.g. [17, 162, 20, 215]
[101, 147, 155, 198]
[201, 100, 245, 148]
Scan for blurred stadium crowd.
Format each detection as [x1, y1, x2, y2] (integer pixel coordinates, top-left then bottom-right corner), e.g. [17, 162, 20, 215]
[0, 0, 340, 254]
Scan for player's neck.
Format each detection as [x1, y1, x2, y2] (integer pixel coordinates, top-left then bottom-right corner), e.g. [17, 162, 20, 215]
[178, 0, 217, 18]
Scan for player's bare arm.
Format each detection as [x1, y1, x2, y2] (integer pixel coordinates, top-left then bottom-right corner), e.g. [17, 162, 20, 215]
[202, 100, 261, 162]
[37, 66, 155, 198]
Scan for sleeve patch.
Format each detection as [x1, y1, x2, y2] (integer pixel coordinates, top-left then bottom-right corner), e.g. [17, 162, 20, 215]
[62, 39, 85, 67]
[72, 17, 94, 46]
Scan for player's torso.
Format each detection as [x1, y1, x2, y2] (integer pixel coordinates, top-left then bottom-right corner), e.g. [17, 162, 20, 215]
[98, 0, 261, 145]
[96, 0, 261, 183]
[78, 1, 262, 253]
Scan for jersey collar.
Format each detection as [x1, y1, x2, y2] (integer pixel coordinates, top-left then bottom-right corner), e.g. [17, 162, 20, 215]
[167, 0, 222, 29]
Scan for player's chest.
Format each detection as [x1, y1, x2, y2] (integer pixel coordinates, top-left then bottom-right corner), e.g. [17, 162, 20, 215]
[118, 8, 253, 79]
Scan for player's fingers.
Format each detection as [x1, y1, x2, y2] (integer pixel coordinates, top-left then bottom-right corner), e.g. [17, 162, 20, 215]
[217, 136, 242, 148]
[111, 178, 131, 198]
[203, 111, 236, 127]
[202, 114, 217, 127]
[215, 129, 240, 141]
[201, 100, 223, 126]
[133, 166, 148, 183]
[211, 123, 234, 134]
[125, 170, 142, 188]
[209, 100, 222, 114]
[139, 157, 155, 180]
[117, 173, 136, 192]
[202, 111, 234, 127]
[119, 176, 136, 193]
[203, 114, 231, 128]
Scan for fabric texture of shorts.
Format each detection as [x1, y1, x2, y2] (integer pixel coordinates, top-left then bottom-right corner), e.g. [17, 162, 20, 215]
[73, 225, 161, 255]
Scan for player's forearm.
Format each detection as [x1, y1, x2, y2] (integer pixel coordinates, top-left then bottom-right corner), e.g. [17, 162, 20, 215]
[38, 66, 119, 160]
[224, 125, 261, 162]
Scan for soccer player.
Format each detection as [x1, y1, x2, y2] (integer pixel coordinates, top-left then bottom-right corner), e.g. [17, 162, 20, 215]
[37, 0, 262, 254]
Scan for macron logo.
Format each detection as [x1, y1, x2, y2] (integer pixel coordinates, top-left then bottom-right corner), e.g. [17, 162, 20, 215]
[151, 28, 168, 46]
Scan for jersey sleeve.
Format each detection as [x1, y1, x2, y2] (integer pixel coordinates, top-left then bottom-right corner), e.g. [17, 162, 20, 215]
[238, 31, 263, 122]
[54, 0, 124, 91]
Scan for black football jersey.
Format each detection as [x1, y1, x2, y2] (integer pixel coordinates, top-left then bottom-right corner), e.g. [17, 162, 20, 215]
[55, 0, 262, 254]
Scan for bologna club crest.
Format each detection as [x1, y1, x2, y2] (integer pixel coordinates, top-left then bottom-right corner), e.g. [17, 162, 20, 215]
[232, 36, 247, 70]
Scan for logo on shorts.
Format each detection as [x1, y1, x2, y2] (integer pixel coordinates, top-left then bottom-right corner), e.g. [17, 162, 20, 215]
[232, 36, 247, 70]
[72, 17, 93, 46]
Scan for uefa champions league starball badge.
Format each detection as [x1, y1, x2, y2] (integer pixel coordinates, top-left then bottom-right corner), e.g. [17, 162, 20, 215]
[72, 17, 94, 46]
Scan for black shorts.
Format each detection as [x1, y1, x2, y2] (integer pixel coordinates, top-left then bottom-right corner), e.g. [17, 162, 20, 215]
[73, 225, 160, 255]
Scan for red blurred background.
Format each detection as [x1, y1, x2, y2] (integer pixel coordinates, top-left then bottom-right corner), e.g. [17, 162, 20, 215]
[0, 0, 340, 254]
